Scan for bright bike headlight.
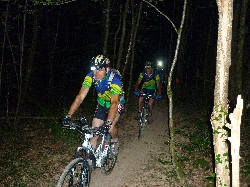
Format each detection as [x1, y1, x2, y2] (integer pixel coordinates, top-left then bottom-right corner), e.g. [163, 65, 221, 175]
[90, 66, 96, 71]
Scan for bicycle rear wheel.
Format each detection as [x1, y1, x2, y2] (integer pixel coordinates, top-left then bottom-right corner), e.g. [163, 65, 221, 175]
[101, 150, 117, 175]
[56, 158, 91, 187]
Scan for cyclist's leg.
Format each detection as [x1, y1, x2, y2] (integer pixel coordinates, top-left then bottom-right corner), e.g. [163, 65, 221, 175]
[90, 105, 107, 149]
[109, 104, 124, 154]
[135, 89, 144, 120]
[137, 95, 144, 112]
[109, 103, 124, 139]
[148, 98, 155, 116]
[147, 89, 156, 115]
[109, 112, 119, 139]
[147, 89, 155, 124]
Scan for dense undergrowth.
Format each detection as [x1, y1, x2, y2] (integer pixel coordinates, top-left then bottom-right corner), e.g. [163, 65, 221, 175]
[0, 95, 250, 186]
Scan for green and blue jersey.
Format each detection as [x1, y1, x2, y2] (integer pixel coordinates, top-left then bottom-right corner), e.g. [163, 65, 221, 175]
[82, 71, 125, 108]
[138, 69, 160, 90]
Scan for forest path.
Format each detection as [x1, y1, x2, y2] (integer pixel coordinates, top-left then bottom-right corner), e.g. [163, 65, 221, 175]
[90, 95, 171, 187]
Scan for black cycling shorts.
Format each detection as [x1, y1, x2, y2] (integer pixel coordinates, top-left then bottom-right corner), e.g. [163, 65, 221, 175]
[93, 104, 124, 121]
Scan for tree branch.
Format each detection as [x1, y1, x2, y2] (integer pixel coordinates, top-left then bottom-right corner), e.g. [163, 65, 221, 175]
[142, 0, 177, 33]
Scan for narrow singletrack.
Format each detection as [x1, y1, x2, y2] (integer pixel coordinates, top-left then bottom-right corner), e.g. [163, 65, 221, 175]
[90, 96, 170, 187]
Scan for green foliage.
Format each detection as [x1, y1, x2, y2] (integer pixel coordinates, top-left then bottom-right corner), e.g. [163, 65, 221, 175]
[207, 172, 216, 179]
[193, 158, 210, 170]
[178, 124, 211, 157]
[216, 154, 222, 164]
[240, 157, 250, 183]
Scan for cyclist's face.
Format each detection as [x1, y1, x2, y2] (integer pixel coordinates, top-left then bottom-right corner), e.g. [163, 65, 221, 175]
[93, 68, 107, 80]
[145, 67, 152, 75]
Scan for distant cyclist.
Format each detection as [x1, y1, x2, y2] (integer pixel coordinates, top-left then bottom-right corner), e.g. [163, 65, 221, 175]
[62, 55, 125, 155]
[134, 61, 162, 124]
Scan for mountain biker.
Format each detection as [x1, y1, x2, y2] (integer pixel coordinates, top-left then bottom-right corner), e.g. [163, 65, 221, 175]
[62, 55, 125, 155]
[134, 61, 162, 124]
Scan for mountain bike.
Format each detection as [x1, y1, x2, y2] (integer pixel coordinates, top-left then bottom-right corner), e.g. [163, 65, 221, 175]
[138, 93, 154, 139]
[56, 116, 117, 187]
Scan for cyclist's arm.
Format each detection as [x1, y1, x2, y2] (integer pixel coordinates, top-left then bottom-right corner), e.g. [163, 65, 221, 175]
[107, 93, 119, 122]
[156, 81, 162, 95]
[155, 73, 162, 95]
[67, 86, 89, 117]
[135, 79, 141, 91]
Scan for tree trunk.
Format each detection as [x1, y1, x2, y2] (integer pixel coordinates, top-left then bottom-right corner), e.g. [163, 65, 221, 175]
[124, 1, 142, 113]
[112, 4, 122, 67]
[15, 0, 28, 125]
[143, 0, 187, 181]
[203, 16, 213, 97]
[1, 3, 9, 99]
[235, 0, 248, 108]
[167, 0, 187, 181]
[19, 7, 39, 114]
[210, 0, 233, 186]
[121, 0, 135, 78]
[116, 0, 129, 71]
[102, 0, 111, 55]
[49, 6, 61, 89]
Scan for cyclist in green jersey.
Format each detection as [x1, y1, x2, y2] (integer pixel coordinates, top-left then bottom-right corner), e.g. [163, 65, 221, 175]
[134, 61, 162, 124]
[62, 55, 125, 155]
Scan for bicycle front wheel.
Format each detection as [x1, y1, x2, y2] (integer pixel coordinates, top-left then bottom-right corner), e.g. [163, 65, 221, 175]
[138, 108, 147, 139]
[56, 158, 91, 187]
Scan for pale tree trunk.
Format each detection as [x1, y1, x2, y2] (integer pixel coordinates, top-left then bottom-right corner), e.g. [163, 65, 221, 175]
[167, 0, 187, 181]
[210, 0, 233, 186]
[226, 95, 243, 187]
[143, 0, 187, 181]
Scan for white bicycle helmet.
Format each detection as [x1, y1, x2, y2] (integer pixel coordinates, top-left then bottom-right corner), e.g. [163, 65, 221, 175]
[144, 61, 153, 68]
[90, 55, 110, 70]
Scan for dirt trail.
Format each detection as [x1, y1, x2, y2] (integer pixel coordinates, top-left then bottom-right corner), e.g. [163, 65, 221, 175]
[90, 96, 170, 187]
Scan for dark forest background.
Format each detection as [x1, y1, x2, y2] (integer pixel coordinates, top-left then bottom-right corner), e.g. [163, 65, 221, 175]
[0, 0, 249, 122]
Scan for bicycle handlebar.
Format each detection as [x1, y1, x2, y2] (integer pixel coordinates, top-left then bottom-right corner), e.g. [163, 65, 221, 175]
[139, 92, 155, 99]
[63, 123, 96, 133]
[62, 122, 110, 136]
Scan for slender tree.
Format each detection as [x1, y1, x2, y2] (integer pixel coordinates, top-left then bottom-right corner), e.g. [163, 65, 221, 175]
[112, 4, 122, 67]
[230, 0, 249, 106]
[102, 0, 111, 55]
[123, 1, 143, 112]
[15, 0, 28, 125]
[143, 0, 187, 181]
[210, 0, 233, 186]
[0, 3, 10, 99]
[116, 0, 129, 71]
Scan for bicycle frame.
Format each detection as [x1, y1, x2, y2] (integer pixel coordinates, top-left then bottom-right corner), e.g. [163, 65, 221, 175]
[57, 118, 117, 187]
[74, 131, 111, 168]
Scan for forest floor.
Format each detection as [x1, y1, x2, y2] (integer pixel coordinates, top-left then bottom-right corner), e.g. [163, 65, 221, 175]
[1, 94, 250, 187]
